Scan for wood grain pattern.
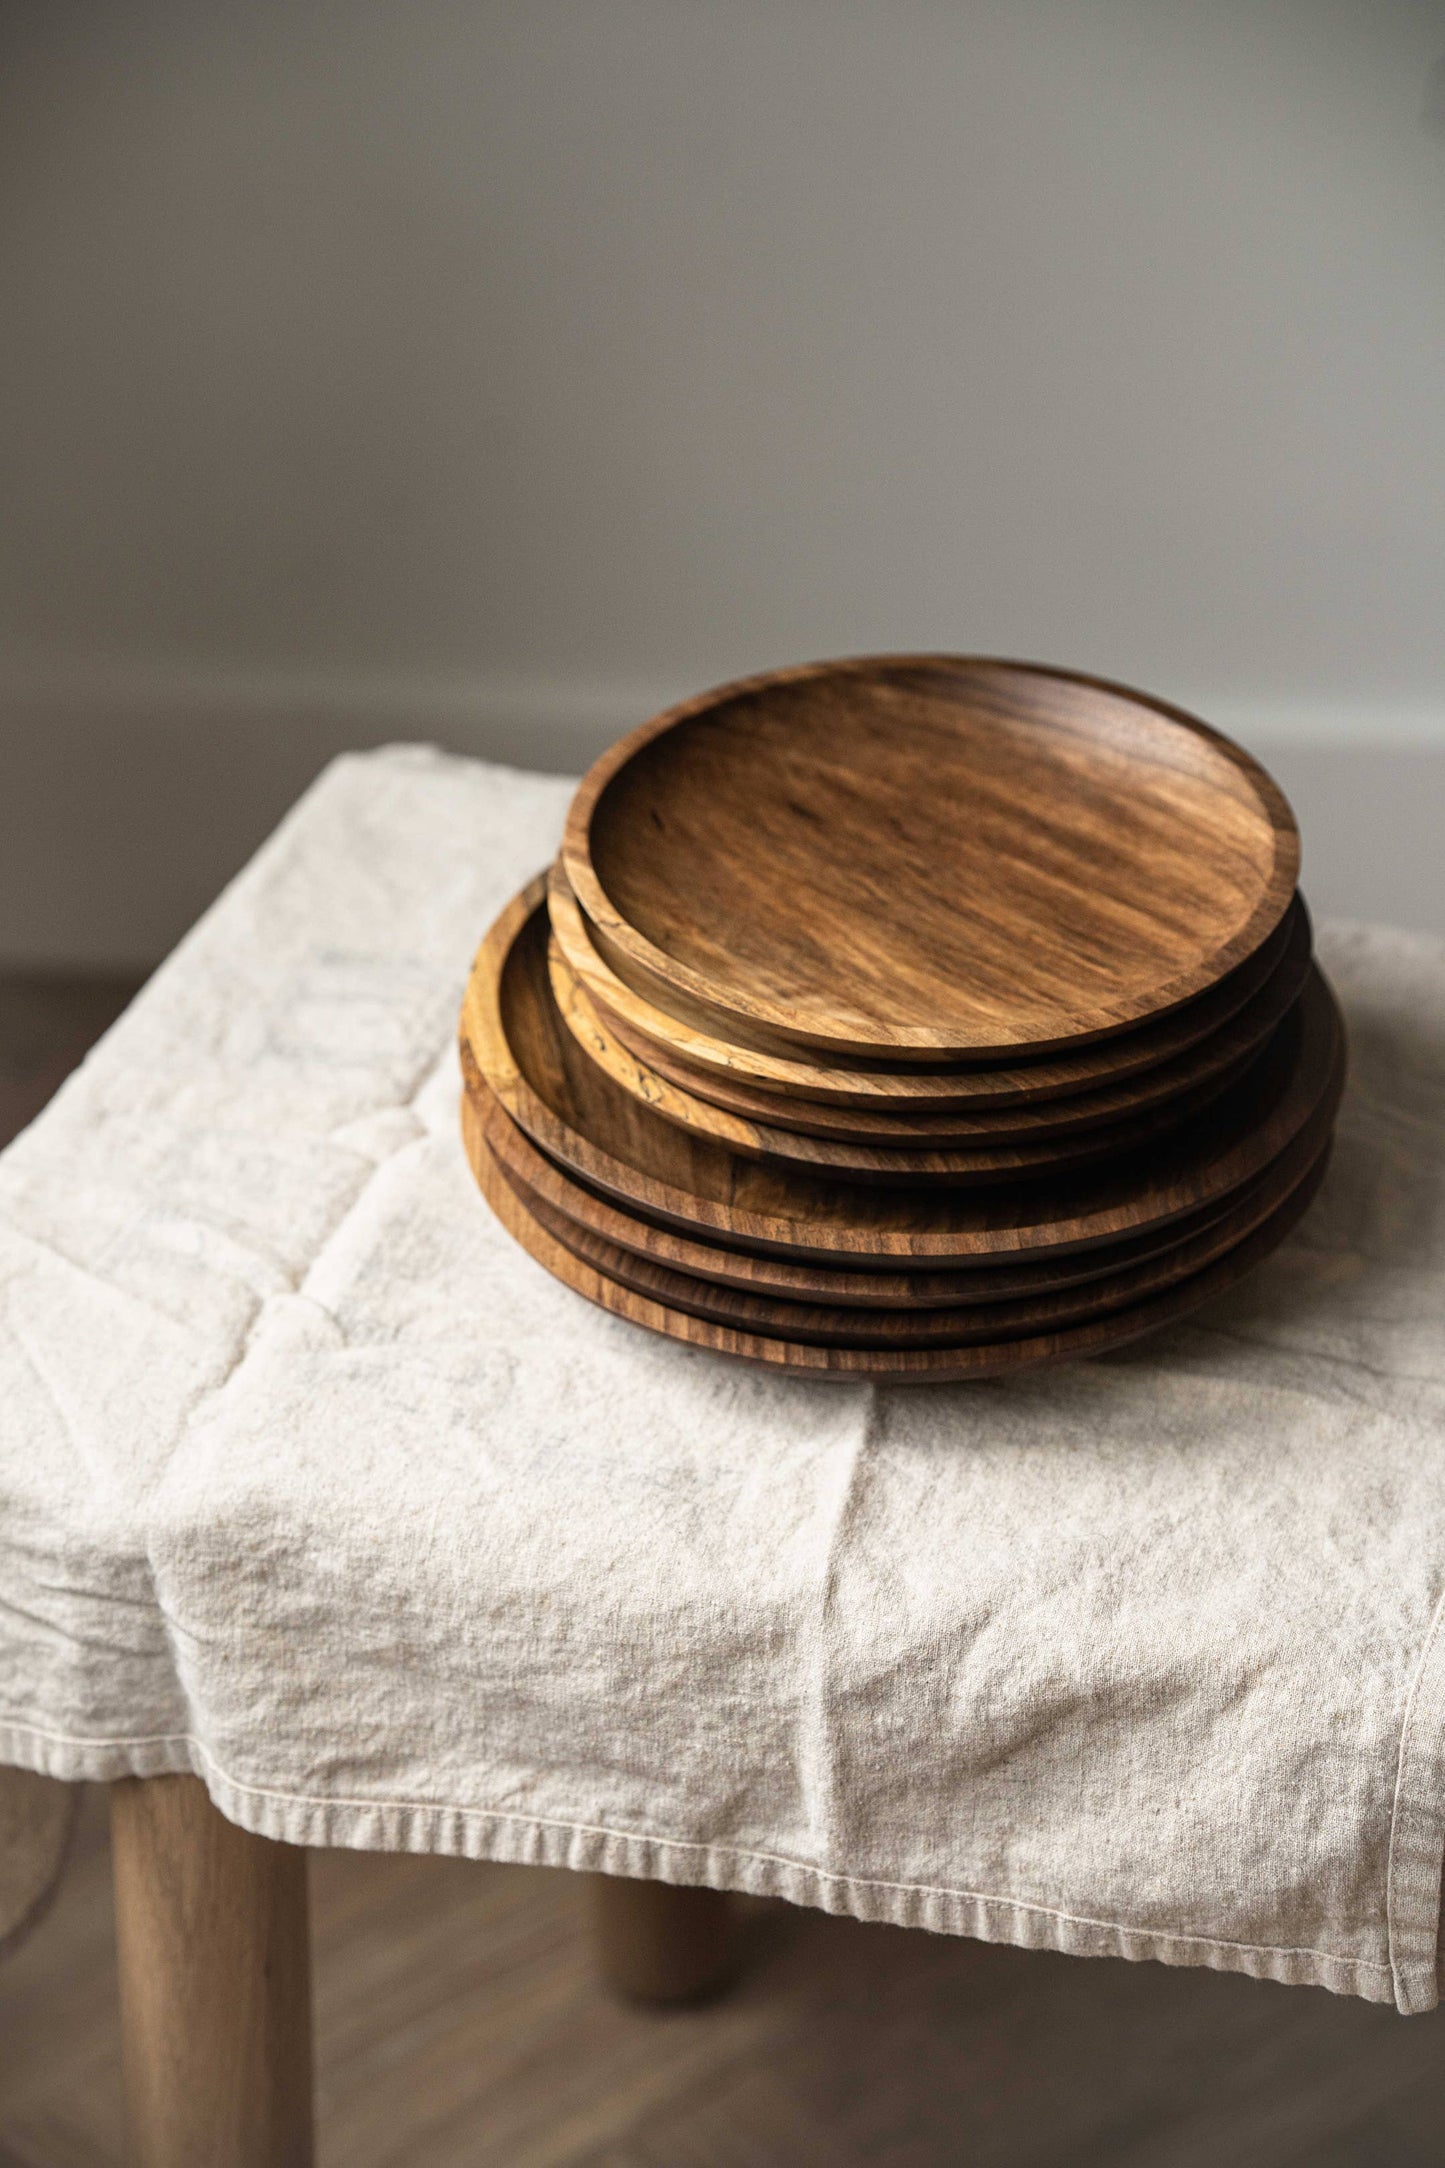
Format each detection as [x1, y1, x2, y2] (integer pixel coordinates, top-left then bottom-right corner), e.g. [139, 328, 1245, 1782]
[485, 1120, 1330, 1348]
[547, 862, 1308, 1112]
[461, 875, 1344, 1266]
[545, 933, 1262, 1181]
[110, 1776, 313, 2168]
[469, 1085, 1282, 1308]
[469, 1112, 1330, 1381]
[561, 657, 1299, 1059]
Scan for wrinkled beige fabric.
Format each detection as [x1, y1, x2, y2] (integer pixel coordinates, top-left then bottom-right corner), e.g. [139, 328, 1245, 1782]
[1, 748, 1443, 2007]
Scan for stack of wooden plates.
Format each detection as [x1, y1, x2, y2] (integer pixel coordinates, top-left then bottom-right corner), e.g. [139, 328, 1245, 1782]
[460, 657, 1345, 1382]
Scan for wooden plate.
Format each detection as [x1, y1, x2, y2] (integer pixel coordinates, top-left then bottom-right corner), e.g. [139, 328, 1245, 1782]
[548, 926, 1295, 1156]
[568, 905, 1312, 1145]
[469, 1084, 1296, 1308]
[547, 864, 1309, 1113]
[479, 1110, 1330, 1347]
[560, 657, 1299, 1060]
[462, 876, 1345, 1267]
[469, 1114, 1331, 1382]
[544, 934, 1259, 1184]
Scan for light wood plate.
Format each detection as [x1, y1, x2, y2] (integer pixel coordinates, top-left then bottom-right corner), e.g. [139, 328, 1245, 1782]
[547, 864, 1309, 1113]
[468, 1084, 1292, 1308]
[478, 1109, 1330, 1348]
[560, 657, 1300, 1060]
[468, 1111, 1331, 1382]
[461, 875, 1345, 1267]
[545, 933, 1259, 1184]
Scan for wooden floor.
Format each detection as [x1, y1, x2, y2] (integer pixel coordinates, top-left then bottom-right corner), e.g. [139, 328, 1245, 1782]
[3, 1790, 1445, 2167]
[4, 976, 1445, 2164]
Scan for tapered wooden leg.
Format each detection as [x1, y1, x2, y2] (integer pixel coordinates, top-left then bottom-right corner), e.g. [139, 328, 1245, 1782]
[111, 1774, 313, 2168]
[586, 1874, 736, 2004]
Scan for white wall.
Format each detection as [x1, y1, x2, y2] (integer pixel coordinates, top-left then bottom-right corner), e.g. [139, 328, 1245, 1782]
[1, 1, 1442, 965]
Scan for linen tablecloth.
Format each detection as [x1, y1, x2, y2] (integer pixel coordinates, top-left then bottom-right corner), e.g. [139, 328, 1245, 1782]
[2, 747, 1444, 2011]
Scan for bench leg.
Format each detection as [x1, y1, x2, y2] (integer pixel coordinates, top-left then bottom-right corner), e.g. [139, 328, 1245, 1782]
[586, 1874, 736, 2004]
[111, 1774, 314, 2168]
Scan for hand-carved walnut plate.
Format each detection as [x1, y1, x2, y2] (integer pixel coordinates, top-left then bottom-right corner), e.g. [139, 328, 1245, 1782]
[469, 1083, 1294, 1308]
[461, 875, 1344, 1268]
[467, 1107, 1330, 1382]
[547, 933, 1259, 1184]
[560, 657, 1300, 1060]
[469, 1093, 1329, 1346]
[549, 918, 1307, 1148]
[546, 867, 1308, 1118]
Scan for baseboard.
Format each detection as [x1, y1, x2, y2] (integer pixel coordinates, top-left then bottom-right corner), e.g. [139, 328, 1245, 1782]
[0, 663, 1440, 969]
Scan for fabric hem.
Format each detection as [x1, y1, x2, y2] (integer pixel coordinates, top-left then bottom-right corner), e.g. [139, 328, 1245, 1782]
[0, 1719, 1395, 2007]
[1386, 1581, 1445, 2012]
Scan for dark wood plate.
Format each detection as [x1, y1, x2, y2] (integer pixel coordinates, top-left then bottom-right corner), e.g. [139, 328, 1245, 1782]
[461, 876, 1345, 1267]
[547, 863, 1309, 1113]
[468, 1112, 1331, 1382]
[570, 906, 1312, 1144]
[545, 931, 1258, 1184]
[560, 657, 1299, 1060]
[469, 1083, 1297, 1307]
[549, 926, 1296, 1161]
[480, 1113, 1330, 1347]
